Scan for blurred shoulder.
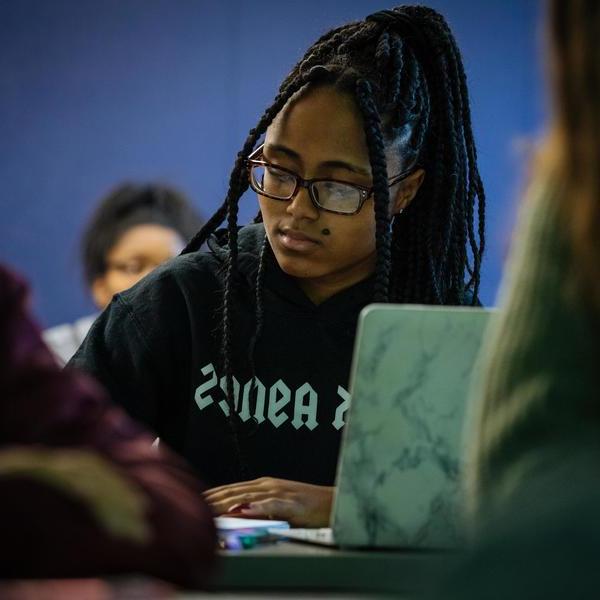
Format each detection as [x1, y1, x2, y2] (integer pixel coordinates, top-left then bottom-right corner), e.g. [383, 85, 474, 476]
[118, 249, 224, 309]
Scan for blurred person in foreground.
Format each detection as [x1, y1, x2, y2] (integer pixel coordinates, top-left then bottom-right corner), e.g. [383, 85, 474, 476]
[432, 2, 600, 598]
[44, 183, 203, 364]
[0, 263, 215, 587]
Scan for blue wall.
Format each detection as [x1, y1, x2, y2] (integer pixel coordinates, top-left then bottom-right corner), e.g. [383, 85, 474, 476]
[0, 0, 543, 327]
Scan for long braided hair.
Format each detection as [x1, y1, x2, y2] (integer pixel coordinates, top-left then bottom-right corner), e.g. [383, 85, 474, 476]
[182, 5, 485, 477]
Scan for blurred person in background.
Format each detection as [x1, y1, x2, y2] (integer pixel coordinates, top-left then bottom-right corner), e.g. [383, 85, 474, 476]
[44, 183, 203, 364]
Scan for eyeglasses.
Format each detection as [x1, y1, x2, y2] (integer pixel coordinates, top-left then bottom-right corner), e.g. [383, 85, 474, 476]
[105, 257, 164, 276]
[247, 144, 413, 216]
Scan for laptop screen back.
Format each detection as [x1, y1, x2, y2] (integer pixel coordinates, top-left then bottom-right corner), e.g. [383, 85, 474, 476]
[331, 304, 491, 548]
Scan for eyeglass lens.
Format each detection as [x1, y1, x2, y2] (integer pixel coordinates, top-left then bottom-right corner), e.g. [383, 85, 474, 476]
[250, 164, 363, 214]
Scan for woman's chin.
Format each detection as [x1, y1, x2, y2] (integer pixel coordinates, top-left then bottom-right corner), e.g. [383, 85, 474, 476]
[274, 255, 322, 280]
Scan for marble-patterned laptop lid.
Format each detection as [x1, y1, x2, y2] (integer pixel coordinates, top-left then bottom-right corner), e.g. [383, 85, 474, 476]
[332, 304, 491, 549]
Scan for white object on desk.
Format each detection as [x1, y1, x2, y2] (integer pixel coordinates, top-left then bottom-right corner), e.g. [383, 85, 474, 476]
[215, 516, 289, 531]
[271, 527, 335, 546]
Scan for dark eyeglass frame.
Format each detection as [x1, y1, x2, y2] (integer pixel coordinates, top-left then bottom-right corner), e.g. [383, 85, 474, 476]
[246, 144, 415, 216]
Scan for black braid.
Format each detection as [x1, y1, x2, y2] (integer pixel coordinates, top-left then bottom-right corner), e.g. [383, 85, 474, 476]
[248, 236, 269, 377]
[356, 79, 392, 302]
[221, 156, 244, 475]
[181, 202, 228, 254]
[375, 30, 391, 86]
[336, 22, 377, 55]
[182, 81, 311, 256]
[451, 38, 485, 303]
[185, 5, 486, 480]
[183, 75, 314, 478]
[409, 5, 484, 303]
[386, 36, 405, 109]
[433, 52, 460, 287]
[383, 6, 484, 304]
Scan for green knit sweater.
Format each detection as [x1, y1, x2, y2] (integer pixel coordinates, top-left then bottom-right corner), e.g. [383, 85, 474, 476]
[466, 179, 599, 521]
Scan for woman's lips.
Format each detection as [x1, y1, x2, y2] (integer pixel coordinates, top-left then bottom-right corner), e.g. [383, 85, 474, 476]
[277, 228, 321, 252]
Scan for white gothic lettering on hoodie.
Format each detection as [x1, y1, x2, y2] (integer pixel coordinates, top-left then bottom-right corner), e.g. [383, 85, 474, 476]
[71, 223, 370, 486]
[194, 362, 350, 430]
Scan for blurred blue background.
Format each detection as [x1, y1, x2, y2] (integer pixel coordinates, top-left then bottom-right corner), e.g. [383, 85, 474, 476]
[0, 0, 544, 327]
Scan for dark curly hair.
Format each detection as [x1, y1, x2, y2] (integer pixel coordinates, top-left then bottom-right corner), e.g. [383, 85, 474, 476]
[81, 183, 203, 287]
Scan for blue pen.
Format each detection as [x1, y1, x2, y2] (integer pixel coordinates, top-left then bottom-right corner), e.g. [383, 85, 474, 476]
[220, 529, 280, 550]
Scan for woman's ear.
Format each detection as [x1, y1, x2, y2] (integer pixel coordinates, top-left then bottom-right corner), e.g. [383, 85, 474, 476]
[391, 168, 425, 215]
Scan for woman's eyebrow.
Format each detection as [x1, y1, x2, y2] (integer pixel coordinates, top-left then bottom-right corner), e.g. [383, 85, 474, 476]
[265, 143, 371, 177]
[319, 159, 371, 177]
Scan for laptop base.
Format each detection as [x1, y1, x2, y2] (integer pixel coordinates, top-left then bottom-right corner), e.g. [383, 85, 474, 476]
[270, 527, 337, 547]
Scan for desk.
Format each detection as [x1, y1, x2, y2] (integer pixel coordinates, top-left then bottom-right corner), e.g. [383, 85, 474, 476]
[0, 545, 453, 599]
[213, 541, 454, 597]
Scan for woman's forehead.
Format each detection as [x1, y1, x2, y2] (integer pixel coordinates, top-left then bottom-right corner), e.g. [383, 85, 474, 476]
[265, 86, 370, 166]
[108, 224, 184, 260]
[264, 86, 404, 174]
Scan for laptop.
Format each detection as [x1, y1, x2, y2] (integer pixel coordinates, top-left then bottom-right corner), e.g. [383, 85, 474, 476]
[275, 304, 491, 549]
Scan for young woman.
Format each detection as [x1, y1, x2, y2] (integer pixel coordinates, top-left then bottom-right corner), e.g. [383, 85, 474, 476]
[70, 5, 485, 527]
[44, 183, 203, 364]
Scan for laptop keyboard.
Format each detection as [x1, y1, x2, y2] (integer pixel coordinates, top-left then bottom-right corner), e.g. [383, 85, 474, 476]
[276, 527, 335, 546]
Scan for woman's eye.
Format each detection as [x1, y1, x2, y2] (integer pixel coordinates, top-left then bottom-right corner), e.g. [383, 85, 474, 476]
[112, 261, 143, 275]
[125, 264, 143, 275]
[266, 166, 293, 183]
[322, 182, 349, 199]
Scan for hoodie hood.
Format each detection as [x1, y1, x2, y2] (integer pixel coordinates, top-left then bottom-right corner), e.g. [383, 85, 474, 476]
[207, 223, 265, 284]
[72, 222, 373, 488]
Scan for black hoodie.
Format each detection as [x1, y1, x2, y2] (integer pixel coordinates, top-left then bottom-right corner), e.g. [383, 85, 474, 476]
[70, 224, 373, 487]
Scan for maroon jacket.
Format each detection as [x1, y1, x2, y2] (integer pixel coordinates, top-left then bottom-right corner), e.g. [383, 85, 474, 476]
[0, 264, 216, 587]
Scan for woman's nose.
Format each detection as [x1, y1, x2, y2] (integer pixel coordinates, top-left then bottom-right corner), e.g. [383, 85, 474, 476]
[285, 186, 319, 220]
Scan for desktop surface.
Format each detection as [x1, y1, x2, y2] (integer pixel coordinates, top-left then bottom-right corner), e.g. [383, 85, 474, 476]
[215, 540, 455, 595]
[0, 544, 453, 598]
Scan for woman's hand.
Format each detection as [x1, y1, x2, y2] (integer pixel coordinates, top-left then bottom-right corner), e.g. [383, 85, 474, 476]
[203, 477, 334, 527]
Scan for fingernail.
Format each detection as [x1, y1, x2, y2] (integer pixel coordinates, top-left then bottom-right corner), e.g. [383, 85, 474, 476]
[240, 504, 259, 514]
[227, 502, 251, 513]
